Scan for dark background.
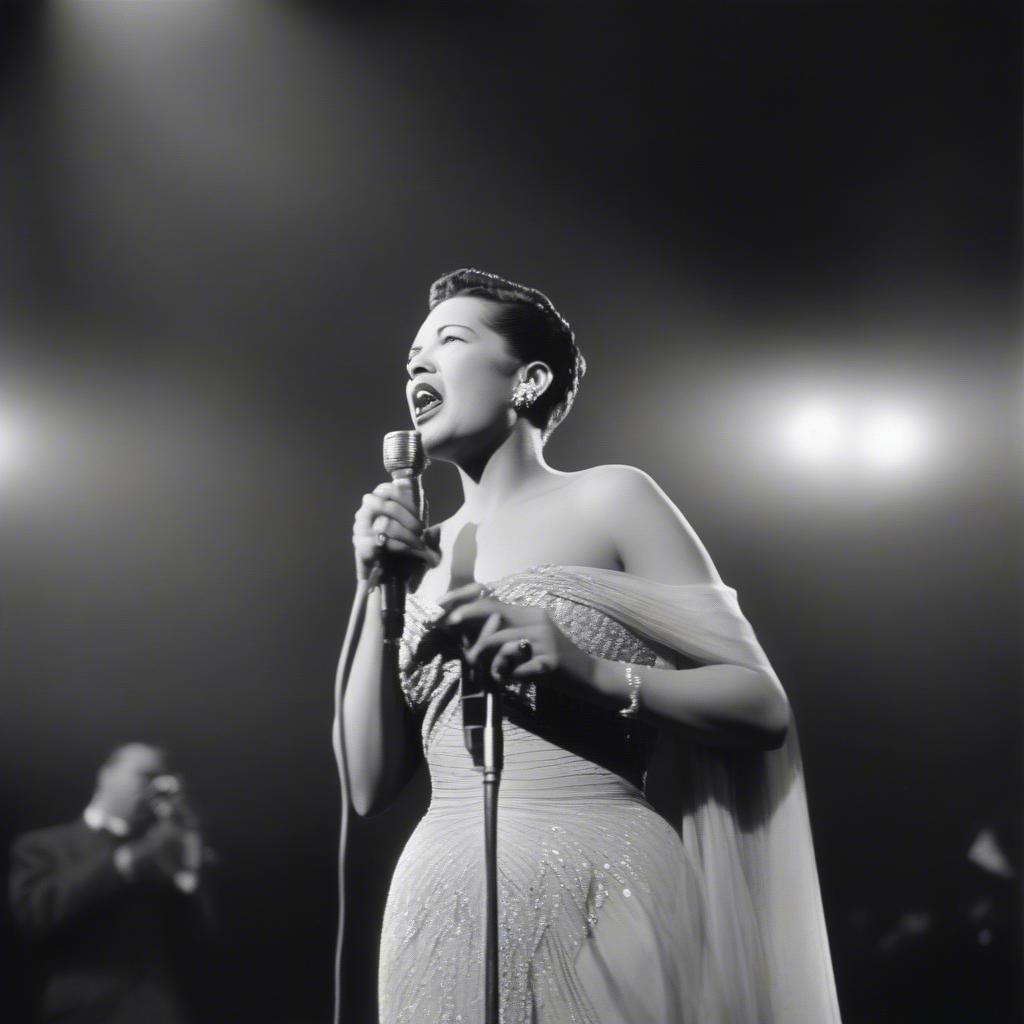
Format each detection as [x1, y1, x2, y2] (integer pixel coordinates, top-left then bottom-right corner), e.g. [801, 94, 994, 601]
[1, 1, 1020, 1022]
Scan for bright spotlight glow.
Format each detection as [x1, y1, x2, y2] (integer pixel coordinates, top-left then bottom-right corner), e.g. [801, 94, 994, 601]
[858, 409, 927, 469]
[782, 402, 844, 464]
[0, 419, 22, 477]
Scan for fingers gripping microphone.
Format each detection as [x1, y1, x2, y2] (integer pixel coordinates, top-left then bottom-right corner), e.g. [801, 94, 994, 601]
[380, 430, 426, 646]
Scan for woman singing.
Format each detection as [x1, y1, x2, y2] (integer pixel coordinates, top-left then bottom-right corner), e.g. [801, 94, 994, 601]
[335, 269, 841, 1023]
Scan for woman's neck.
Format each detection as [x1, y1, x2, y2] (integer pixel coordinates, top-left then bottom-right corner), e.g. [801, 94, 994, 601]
[455, 424, 561, 521]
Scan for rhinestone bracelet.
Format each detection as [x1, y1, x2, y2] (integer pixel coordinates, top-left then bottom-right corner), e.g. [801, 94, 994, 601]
[619, 664, 642, 718]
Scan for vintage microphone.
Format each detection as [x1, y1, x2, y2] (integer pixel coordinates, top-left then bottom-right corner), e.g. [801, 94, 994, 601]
[379, 430, 427, 647]
[332, 429, 425, 1024]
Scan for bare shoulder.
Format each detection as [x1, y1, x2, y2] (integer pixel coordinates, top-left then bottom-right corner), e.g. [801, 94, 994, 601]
[573, 464, 723, 586]
[572, 463, 660, 496]
[570, 463, 677, 511]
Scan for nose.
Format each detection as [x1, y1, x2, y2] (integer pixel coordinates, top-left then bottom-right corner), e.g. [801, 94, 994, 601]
[407, 347, 437, 378]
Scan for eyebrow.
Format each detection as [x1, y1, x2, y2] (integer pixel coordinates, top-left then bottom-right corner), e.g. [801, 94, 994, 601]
[407, 324, 479, 360]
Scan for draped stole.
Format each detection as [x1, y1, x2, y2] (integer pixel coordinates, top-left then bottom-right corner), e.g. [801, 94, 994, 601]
[524, 566, 842, 1023]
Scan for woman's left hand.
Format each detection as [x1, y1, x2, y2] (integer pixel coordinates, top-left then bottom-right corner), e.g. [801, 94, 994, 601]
[434, 582, 584, 683]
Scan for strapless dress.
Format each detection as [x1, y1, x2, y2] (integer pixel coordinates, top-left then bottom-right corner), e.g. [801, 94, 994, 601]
[378, 567, 706, 1024]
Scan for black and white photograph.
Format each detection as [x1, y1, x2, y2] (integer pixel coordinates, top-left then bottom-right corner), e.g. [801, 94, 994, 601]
[1, 2, 1020, 1022]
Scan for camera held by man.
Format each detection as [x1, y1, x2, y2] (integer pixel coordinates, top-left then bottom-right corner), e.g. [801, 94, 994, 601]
[9, 743, 218, 1024]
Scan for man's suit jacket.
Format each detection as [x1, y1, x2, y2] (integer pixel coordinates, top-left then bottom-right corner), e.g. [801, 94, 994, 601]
[9, 818, 213, 1024]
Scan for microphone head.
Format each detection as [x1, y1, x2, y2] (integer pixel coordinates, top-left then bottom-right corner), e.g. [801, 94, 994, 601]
[383, 430, 425, 477]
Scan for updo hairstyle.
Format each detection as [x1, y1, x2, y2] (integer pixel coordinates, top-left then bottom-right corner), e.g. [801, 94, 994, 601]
[428, 268, 586, 442]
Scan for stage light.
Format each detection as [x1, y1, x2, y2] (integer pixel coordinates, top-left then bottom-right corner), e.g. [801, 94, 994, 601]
[858, 408, 927, 470]
[779, 395, 932, 476]
[782, 401, 844, 465]
[0, 417, 23, 481]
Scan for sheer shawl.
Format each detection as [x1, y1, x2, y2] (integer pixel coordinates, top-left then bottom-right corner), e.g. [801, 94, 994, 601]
[530, 565, 842, 1024]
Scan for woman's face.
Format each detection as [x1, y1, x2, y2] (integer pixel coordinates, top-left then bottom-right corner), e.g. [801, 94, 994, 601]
[405, 296, 522, 460]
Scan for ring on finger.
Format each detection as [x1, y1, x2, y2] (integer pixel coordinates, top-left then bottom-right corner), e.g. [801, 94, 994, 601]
[376, 531, 388, 546]
[517, 638, 532, 659]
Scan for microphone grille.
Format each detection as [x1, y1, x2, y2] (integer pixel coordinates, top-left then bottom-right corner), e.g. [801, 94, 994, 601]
[382, 430, 425, 475]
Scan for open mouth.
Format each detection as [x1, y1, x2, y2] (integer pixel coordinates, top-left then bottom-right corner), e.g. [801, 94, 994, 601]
[412, 382, 444, 422]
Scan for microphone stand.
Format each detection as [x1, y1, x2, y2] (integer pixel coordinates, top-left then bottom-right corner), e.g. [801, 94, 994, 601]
[461, 654, 503, 1024]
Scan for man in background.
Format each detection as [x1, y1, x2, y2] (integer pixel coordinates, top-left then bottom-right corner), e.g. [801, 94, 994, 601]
[9, 743, 216, 1023]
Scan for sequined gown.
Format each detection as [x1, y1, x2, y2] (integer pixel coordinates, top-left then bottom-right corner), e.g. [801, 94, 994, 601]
[378, 569, 706, 1024]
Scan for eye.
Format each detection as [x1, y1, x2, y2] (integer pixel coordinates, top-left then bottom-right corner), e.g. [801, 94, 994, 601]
[441, 334, 466, 345]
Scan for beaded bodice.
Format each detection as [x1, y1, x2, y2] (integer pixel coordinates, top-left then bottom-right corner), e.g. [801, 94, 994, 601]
[399, 565, 664, 790]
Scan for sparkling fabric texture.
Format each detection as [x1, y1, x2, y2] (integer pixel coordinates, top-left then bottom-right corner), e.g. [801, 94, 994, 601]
[373, 564, 842, 1024]
[379, 569, 703, 1024]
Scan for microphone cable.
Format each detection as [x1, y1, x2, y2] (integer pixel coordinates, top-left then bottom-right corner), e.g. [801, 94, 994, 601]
[332, 563, 381, 1024]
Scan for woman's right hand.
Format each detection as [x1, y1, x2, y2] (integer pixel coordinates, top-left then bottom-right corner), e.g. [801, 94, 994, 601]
[352, 481, 440, 582]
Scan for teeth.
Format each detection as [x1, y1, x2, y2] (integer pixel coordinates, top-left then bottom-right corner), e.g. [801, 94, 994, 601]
[413, 385, 442, 413]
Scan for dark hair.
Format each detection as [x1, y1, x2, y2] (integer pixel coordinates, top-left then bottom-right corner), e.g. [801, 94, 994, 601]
[428, 268, 586, 442]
